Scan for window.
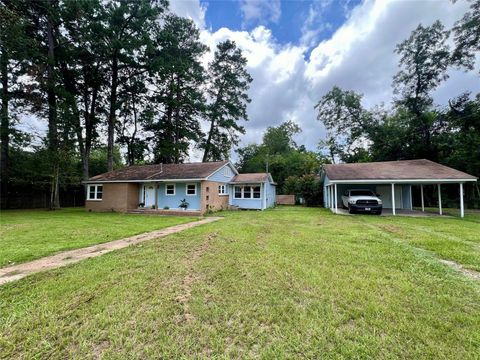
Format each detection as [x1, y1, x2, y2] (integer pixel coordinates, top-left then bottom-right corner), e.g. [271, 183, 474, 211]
[233, 185, 261, 199]
[186, 183, 197, 196]
[165, 184, 175, 196]
[234, 186, 242, 199]
[223, 167, 231, 177]
[87, 185, 103, 200]
[218, 185, 227, 195]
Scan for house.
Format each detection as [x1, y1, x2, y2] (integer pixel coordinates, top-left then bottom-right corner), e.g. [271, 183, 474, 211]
[321, 159, 478, 217]
[84, 161, 276, 215]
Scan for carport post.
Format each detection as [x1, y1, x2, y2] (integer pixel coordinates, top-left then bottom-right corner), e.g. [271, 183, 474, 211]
[460, 183, 464, 218]
[420, 185, 424, 212]
[438, 184, 442, 215]
[391, 183, 396, 216]
[334, 183, 338, 214]
[329, 186, 333, 209]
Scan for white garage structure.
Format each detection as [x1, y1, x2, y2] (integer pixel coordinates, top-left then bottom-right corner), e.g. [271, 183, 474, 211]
[321, 159, 478, 217]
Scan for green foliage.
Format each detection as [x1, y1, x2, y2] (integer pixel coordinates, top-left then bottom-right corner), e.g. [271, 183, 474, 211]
[283, 174, 323, 206]
[236, 121, 326, 190]
[201, 40, 252, 161]
[451, 0, 480, 72]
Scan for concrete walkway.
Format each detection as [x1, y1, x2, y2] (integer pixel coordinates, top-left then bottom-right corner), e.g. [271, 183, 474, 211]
[0, 217, 222, 286]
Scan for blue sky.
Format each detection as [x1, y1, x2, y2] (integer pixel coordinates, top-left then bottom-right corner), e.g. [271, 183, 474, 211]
[202, 0, 361, 53]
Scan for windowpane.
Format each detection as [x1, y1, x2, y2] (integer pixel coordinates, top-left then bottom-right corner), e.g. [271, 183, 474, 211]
[219, 185, 226, 194]
[253, 186, 261, 198]
[96, 186, 103, 199]
[166, 184, 175, 195]
[187, 184, 196, 195]
[243, 186, 251, 198]
[89, 190, 95, 200]
[234, 186, 242, 198]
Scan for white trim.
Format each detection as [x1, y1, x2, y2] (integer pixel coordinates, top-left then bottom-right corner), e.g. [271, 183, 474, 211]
[438, 184, 442, 215]
[233, 185, 262, 199]
[460, 183, 464, 218]
[334, 184, 338, 214]
[84, 178, 206, 184]
[391, 183, 396, 216]
[87, 184, 103, 201]
[165, 183, 176, 196]
[205, 162, 239, 180]
[420, 184, 424, 212]
[409, 185, 413, 210]
[328, 179, 476, 184]
[218, 184, 228, 196]
[185, 183, 197, 196]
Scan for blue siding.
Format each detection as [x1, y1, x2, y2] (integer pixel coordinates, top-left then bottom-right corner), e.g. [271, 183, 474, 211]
[140, 182, 201, 210]
[207, 163, 236, 182]
[158, 182, 201, 210]
[231, 181, 276, 210]
[266, 182, 276, 208]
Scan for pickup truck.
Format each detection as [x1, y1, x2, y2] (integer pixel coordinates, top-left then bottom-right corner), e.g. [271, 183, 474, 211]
[341, 189, 383, 215]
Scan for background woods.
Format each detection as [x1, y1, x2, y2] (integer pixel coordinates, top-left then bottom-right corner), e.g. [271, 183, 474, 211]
[0, 0, 479, 209]
[0, 0, 251, 209]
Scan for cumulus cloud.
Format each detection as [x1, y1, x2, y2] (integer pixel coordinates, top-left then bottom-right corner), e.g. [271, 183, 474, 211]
[184, 0, 480, 155]
[168, 0, 207, 29]
[239, 0, 281, 26]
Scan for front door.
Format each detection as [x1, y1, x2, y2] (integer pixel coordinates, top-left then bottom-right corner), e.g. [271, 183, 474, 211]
[144, 184, 156, 207]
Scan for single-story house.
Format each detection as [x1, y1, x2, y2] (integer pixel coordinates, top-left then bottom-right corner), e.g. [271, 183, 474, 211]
[84, 160, 276, 215]
[321, 159, 477, 217]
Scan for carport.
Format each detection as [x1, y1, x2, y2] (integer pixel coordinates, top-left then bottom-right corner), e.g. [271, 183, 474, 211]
[321, 159, 478, 218]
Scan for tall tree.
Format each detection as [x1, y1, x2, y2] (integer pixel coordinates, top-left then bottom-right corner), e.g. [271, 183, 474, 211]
[315, 86, 371, 161]
[451, 0, 480, 72]
[392, 20, 450, 157]
[201, 40, 252, 162]
[146, 14, 207, 164]
[101, 0, 166, 171]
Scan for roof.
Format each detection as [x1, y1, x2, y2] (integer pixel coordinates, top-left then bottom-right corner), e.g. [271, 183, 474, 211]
[231, 173, 274, 184]
[88, 161, 230, 182]
[324, 159, 477, 182]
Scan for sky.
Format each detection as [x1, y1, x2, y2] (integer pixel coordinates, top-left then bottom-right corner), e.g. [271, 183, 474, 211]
[169, 0, 480, 160]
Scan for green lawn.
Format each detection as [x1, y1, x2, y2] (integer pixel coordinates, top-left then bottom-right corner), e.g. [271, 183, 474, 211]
[0, 208, 197, 267]
[0, 207, 479, 358]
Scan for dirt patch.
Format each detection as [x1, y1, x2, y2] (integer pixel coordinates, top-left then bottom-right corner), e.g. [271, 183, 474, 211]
[0, 217, 223, 286]
[377, 224, 402, 234]
[175, 231, 218, 323]
[439, 259, 480, 281]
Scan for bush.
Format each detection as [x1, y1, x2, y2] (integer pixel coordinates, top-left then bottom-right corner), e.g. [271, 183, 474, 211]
[283, 174, 323, 206]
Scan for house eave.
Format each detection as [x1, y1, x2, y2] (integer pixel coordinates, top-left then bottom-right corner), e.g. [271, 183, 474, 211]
[325, 178, 478, 185]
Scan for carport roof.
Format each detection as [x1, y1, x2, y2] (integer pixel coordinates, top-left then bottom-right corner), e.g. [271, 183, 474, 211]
[324, 159, 477, 182]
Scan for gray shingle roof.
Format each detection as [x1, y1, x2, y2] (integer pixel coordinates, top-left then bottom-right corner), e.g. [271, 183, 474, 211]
[324, 159, 477, 181]
[231, 173, 272, 183]
[88, 161, 229, 182]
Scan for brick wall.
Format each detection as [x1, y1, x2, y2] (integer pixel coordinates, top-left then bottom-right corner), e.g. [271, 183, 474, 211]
[200, 181, 229, 214]
[85, 183, 139, 212]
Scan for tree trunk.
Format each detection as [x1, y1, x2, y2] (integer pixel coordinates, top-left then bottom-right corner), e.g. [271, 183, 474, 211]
[46, 4, 60, 209]
[202, 118, 215, 162]
[107, 55, 118, 171]
[0, 48, 9, 209]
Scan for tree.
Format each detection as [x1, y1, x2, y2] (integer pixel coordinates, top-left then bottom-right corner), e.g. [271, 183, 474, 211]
[201, 40, 252, 161]
[101, 0, 167, 171]
[315, 86, 371, 161]
[146, 14, 207, 163]
[451, 0, 480, 72]
[236, 121, 324, 190]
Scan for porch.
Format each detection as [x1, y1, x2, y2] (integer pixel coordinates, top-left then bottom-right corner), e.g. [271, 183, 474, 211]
[127, 208, 202, 216]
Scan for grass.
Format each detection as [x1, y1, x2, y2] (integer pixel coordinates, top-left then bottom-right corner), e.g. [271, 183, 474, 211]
[0, 208, 197, 267]
[0, 207, 479, 358]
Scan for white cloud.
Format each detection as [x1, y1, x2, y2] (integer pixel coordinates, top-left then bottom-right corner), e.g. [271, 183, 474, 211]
[239, 0, 281, 26]
[168, 0, 207, 28]
[193, 0, 480, 154]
